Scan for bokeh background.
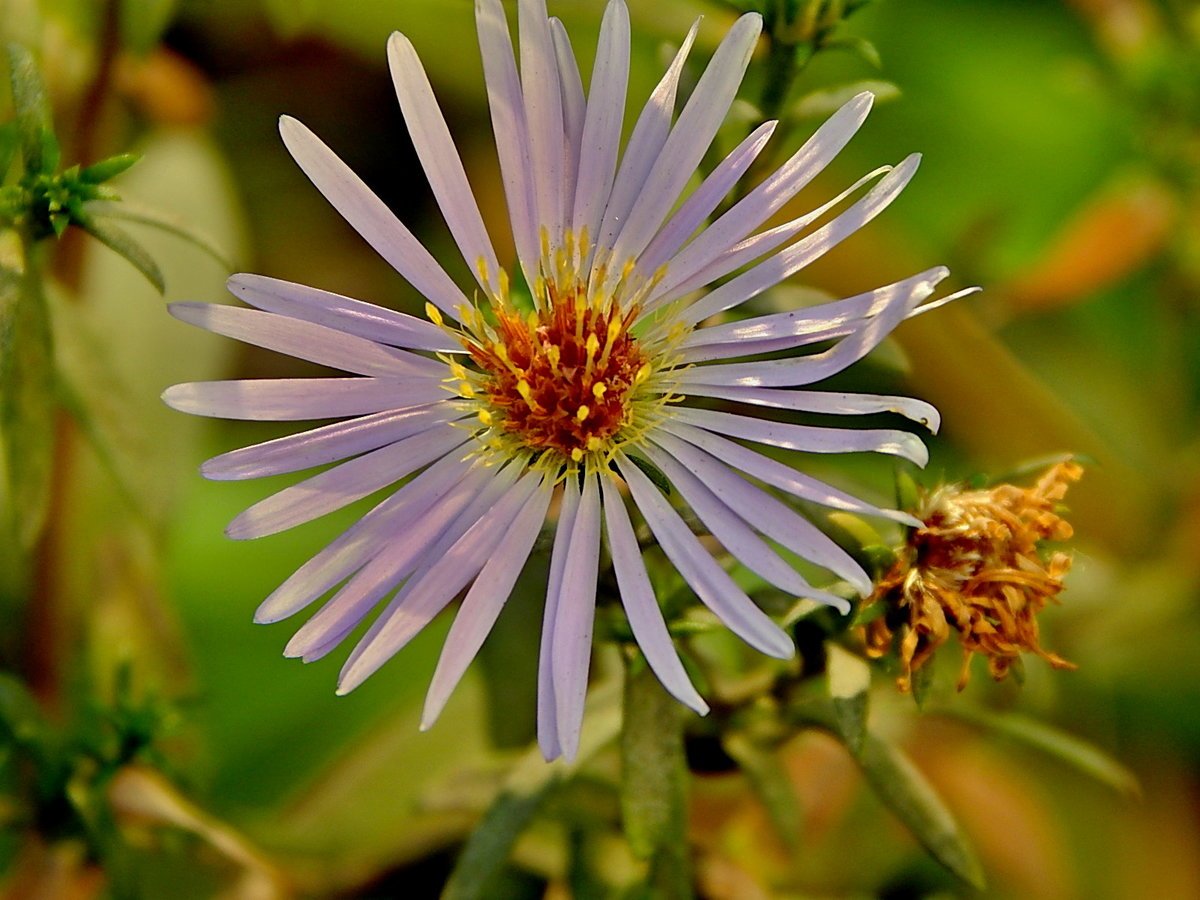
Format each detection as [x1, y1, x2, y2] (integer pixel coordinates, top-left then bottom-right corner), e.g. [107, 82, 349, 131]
[2, 0, 1199, 897]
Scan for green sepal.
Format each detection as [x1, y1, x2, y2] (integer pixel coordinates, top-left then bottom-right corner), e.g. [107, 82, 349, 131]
[79, 153, 140, 184]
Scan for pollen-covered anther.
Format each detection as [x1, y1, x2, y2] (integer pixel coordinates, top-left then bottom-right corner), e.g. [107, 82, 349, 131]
[466, 279, 648, 462]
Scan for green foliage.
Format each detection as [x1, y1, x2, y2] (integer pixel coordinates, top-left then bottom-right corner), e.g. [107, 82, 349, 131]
[0, 250, 55, 551]
[620, 663, 691, 898]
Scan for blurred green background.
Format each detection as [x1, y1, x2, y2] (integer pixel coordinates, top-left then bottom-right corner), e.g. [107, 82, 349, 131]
[2, 0, 1199, 897]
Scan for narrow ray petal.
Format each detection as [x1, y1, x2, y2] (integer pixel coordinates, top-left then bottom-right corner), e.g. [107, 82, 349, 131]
[518, 0, 566, 245]
[678, 154, 922, 326]
[169, 302, 445, 379]
[550, 18, 586, 194]
[600, 476, 708, 713]
[605, 13, 762, 270]
[228, 274, 458, 352]
[673, 407, 929, 466]
[476, 0, 539, 279]
[571, 0, 629, 245]
[278, 116, 468, 317]
[678, 262, 936, 387]
[676, 383, 941, 433]
[653, 165, 893, 308]
[551, 472, 602, 760]
[658, 422, 917, 532]
[658, 92, 873, 289]
[201, 404, 468, 481]
[254, 451, 478, 623]
[642, 444, 849, 610]
[594, 19, 698, 257]
[388, 32, 500, 290]
[337, 469, 544, 692]
[162, 378, 446, 421]
[226, 426, 468, 540]
[677, 267, 945, 361]
[650, 428, 877, 593]
[539, 475, 581, 760]
[635, 120, 778, 278]
[282, 463, 497, 657]
[421, 477, 553, 728]
[617, 454, 794, 658]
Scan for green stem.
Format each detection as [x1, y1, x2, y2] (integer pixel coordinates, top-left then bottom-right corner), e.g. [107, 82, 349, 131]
[620, 658, 692, 899]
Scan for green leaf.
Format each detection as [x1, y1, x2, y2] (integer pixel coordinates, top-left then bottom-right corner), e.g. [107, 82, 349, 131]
[5, 43, 60, 175]
[620, 662, 691, 898]
[82, 200, 233, 272]
[0, 122, 20, 182]
[790, 80, 901, 121]
[937, 706, 1140, 798]
[910, 655, 936, 710]
[71, 210, 165, 293]
[854, 734, 986, 890]
[826, 643, 871, 755]
[0, 252, 56, 551]
[895, 468, 921, 513]
[723, 732, 802, 850]
[79, 154, 140, 185]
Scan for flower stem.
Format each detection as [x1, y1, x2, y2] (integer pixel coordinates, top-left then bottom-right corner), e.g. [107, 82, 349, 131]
[619, 658, 693, 899]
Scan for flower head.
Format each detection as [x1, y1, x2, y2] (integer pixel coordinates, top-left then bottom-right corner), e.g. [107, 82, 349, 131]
[864, 461, 1082, 691]
[165, 0, 967, 760]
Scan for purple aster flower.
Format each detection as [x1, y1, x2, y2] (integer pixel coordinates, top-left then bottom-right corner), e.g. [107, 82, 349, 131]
[165, 0, 971, 761]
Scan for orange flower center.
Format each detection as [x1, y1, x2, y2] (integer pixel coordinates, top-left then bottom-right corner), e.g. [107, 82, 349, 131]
[467, 291, 648, 462]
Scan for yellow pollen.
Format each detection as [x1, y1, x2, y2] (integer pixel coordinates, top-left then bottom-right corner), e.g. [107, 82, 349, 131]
[478, 409, 493, 427]
[570, 448, 584, 462]
[586, 436, 602, 451]
[458, 381, 475, 398]
[576, 405, 590, 423]
[425, 302, 443, 327]
[592, 383, 607, 399]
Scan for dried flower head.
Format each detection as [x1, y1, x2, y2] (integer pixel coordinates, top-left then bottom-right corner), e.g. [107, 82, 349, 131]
[865, 461, 1082, 691]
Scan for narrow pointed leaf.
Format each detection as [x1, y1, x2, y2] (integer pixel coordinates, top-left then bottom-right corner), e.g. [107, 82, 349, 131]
[79, 153, 140, 184]
[937, 706, 1140, 798]
[0, 258, 55, 550]
[853, 733, 986, 890]
[83, 199, 232, 270]
[723, 732, 802, 849]
[826, 643, 871, 755]
[72, 210, 165, 293]
[6, 43, 59, 174]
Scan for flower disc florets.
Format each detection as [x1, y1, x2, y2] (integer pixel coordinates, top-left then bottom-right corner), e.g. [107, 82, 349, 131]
[441, 231, 672, 468]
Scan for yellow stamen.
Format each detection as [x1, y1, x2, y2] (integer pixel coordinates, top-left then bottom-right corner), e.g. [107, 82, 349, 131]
[425, 302, 443, 327]
[576, 405, 590, 423]
[478, 409, 493, 427]
[592, 382, 607, 399]
[570, 448, 584, 462]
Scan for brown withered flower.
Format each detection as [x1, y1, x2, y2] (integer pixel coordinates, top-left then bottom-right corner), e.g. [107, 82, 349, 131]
[864, 461, 1082, 692]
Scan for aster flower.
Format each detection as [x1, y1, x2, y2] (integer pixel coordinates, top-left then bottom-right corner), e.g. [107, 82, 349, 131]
[165, 0, 970, 761]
